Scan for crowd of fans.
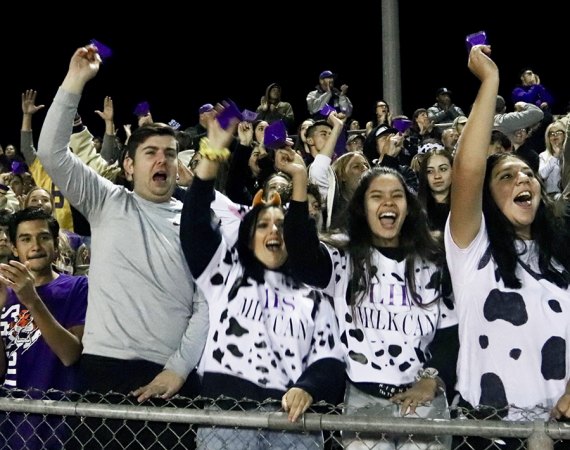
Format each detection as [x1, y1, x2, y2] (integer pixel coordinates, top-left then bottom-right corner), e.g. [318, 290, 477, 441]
[0, 41, 569, 450]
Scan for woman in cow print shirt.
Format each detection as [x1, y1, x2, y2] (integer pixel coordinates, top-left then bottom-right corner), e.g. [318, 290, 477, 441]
[279, 147, 457, 449]
[180, 118, 345, 450]
[446, 45, 570, 448]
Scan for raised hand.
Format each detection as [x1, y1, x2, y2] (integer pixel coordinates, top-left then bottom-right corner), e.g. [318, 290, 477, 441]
[206, 104, 239, 151]
[327, 111, 345, 127]
[259, 96, 268, 111]
[95, 96, 114, 122]
[237, 121, 254, 146]
[123, 124, 132, 141]
[21, 90, 45, 116]
[138, 112, 153, 128]
[62, 44, 102, 94]
[274, 147, 306, 178]
[467, 45, 497, 83]
[383, 133, 405, 158]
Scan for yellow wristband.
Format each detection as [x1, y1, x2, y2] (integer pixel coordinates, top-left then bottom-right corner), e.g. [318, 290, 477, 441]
[199, 137, 230, 161]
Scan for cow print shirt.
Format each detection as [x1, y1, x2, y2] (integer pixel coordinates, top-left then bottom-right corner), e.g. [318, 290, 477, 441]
[322, 243, 458, 387]
[445, 216, 570, 420]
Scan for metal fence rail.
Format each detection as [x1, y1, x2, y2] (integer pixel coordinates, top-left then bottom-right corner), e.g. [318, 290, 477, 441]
[1, 389, 570, 449]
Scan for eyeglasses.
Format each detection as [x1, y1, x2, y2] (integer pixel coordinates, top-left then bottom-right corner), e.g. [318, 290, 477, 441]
[548, 130, 565, 137]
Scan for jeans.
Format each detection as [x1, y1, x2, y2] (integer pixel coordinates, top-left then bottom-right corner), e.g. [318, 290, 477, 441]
[341, 382, 451, 450]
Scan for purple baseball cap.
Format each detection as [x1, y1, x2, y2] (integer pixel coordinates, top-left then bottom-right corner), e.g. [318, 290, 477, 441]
[319, 70, 335, 79]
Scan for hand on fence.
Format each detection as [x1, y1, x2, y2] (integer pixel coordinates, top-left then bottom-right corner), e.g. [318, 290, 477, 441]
[282, 387, 313, 423]
[131, 369, 185, 403]
[551, 392, 570, 420]
[390, 378, 438, 417]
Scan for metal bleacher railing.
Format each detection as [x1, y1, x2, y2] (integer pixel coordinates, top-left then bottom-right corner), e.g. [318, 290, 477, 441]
[1, 388, 569, 449]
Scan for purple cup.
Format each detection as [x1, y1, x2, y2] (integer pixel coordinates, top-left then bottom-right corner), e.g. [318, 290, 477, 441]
[242, 109, 258, 122]
[319, 104, 336, 118]
[393, 118, 412, 134]
[465, 31, 487, 52]
[90, 39, 113, 60]
[217, 99, 243, 129]
[263, 120, 288, 150]
[133, 101, 150, 117]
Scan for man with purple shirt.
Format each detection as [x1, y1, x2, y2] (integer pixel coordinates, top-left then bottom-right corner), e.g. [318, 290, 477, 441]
[0, 207, 87, 449]
[511, 68, 555, 111]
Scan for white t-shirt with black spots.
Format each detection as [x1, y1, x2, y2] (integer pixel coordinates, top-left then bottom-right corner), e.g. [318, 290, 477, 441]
[324, 245, 457, 387]
[195, 241, 344, 392]
[445, 216, 570, 420]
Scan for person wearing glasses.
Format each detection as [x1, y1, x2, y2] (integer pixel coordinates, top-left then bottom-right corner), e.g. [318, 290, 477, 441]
[511, 68, 555, 111]
[365, 100, 392, 136]
[539, 121, 567, 197]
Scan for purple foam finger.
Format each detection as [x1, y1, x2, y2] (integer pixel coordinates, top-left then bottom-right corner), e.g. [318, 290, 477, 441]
[319, 103, 336, 118]
[242, 109, 258, 123]
[217, 99, 243, 129]
[134, 101, 150, 117]
[90, 39, 113, 60]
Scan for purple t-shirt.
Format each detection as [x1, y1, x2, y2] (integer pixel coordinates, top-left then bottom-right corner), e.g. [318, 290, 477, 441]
[0, 274, 88, 391]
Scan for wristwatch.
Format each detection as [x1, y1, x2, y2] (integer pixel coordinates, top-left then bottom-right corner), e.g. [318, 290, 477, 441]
[416, 367, 439, 380]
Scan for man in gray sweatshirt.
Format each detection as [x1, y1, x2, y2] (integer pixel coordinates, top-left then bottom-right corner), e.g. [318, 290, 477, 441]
[493, 95, 544, 136]
[37, 43, 207, 425]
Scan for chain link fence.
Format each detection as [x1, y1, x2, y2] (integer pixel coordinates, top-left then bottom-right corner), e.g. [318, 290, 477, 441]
[0, 387, 569, 449]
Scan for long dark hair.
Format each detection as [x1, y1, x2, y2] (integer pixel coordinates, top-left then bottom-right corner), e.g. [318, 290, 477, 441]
[418, 148, 453, 230]
[329, 166, 445, 309]
[235, 203, 293, 284]
[483, 153, 570, 289]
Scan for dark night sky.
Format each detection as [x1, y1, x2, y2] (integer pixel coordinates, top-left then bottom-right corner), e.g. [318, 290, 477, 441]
[2, 3, 566, 148]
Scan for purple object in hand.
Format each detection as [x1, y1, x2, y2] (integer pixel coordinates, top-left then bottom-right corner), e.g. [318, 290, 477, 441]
[465, 31, 487, 52]
[319, 104, 336, 118]
[242, 109, 258, 123]
[134, 101, 150, 117]
[263, 120, 288, 150]
[90, 39, 113, 60]
[392, 118, 413, 134]
[11, 161, 26, 175]
[217, 99, 243, 129]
